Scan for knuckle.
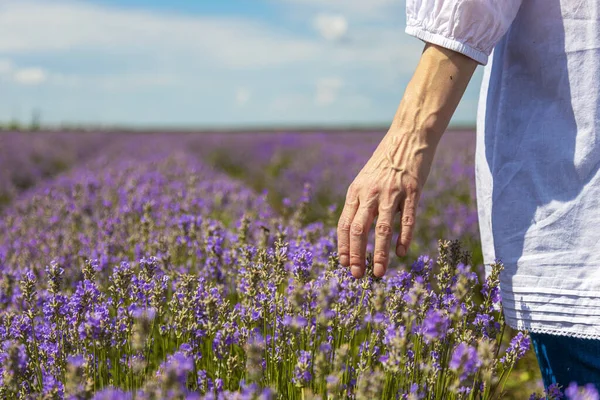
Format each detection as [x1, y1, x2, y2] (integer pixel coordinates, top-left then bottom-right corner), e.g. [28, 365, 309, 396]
[374, 250, 388, 263]
[350, 222, 365, 236]
[379, 202, 394, 213]
[345, 186, 360, 206]
[366, 185, 380, 200]
[403, 180, 420, 195]
[375, 223, 392, 237]
[366, 200, 378, 211]
[402, 214, 415, 226]
[347, 183, 359, 198]
[384, 185, 399, 198]
[337, 217, 351, 232]
[345, 196, 359, 207]
[349, 253, 363, 263]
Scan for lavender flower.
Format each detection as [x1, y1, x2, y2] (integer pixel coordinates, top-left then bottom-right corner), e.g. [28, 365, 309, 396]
[546, 383, 565, 400]
[0, 132, 530, 399]
[421, 309, 450, 342]
[449, 342, 480, 380]
[565, 383, 600, 400]
[500, 332, 531, 366]
[292, 350, 313, 387]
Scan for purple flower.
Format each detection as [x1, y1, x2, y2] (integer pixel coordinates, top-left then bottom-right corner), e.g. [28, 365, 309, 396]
[45, 261, 64, 294]
[547, 383, 565, 399]
[565, 383, 599, 400]
[490, 287, 502, 304]
[481, 281, 502, 304]
[78, 305, 110, 342]
[42, 370, 65, 398]
[260, 388, 274, 400]
[158, 351, 195, 387]
[131, 305, 156, 321]
[3, 341, 28, 376]
[292, 350, 312, 387]
[500, 332, 530, 365]
[473, 313, 496, 338]
[282, 314, 293, 326]
[430, 350, 441, 372]
[212, 330, 232, 360]
[215, 377, 224, 392]
[292, 249, 313, 283]
[529, 394, 545, 400]
[411, 255, 432, 275]
[67, 354, 86, 368]
[449, 342, 480, 380]
[421, 309, 450, 342]
[293, 316, 308, 329]
[320, 342, 332, 354]
[92, 388, 132, 400]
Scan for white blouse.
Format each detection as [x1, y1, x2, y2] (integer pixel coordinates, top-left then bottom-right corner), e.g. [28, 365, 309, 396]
[407, 0, 600, 339]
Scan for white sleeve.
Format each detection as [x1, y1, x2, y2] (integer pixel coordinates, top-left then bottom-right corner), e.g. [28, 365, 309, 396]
[405, 0, 523, 65]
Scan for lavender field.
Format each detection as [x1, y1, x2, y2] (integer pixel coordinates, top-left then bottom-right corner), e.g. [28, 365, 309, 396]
[0, 130, 576, 399]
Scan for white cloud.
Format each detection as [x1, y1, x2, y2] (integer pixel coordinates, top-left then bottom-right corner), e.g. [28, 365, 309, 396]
[313, 13, 348, 41]
[0, 1, 320, 69]
[0, 0, 479, 127]
[315, 77, 344, 106]
[0, 1, 418, 76]
[0, 58, 13, 74]
[13, 67, 46, 85]
[279, 0, 401, 19]
[0, 0, 422, 90]
[0, 58, 175, 89]
[0, 58, 47, 85]
[235, 88, 251, 106]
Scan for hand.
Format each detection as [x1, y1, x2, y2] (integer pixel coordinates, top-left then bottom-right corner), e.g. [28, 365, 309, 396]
[336, 43, 478, 279]
[337, 130, 437, 278]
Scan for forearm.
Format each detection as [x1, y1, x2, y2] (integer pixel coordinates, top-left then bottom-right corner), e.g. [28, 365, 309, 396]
[390, 43, 478, 146]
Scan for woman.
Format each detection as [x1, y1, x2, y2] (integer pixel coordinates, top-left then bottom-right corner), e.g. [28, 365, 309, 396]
[337, 0, 600, 388]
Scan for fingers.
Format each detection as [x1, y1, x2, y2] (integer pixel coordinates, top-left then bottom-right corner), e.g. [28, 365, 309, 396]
[372, 190, 398, 277]
[373, 214, 394, 278]
[349, 206, 375, 278]
[396, 183, 420, 257]
[340, 174, 420, 278]
[337, 184, 359, 267]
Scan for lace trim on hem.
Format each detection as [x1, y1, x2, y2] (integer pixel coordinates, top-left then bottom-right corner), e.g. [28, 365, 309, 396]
[506, 318, 600, 340]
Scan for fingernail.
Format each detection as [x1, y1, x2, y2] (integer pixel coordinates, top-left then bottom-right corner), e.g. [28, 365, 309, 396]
[374, 263, 385, 277]
[351, 265, 362, 276]
[397, 245, 406, 257]
[339, 255, 348, 266]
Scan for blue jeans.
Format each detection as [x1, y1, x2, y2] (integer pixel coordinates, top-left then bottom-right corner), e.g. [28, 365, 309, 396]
[530, 332, 600, 389]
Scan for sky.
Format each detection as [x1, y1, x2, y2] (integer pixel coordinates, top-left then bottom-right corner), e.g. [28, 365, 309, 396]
[0, 0, 484, 128]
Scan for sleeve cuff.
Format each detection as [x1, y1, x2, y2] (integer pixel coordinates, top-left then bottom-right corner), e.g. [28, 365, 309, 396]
[405, 25, 489, 65]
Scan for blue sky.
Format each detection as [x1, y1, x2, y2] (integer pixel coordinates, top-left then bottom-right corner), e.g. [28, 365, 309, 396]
[0, 0, 483, 128]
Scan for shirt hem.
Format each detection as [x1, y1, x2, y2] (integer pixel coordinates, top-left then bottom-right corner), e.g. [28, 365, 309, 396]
[506, 317, 600, 340]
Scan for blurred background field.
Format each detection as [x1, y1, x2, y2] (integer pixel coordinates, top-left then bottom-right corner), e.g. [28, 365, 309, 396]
[1, 129, 479, 265]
